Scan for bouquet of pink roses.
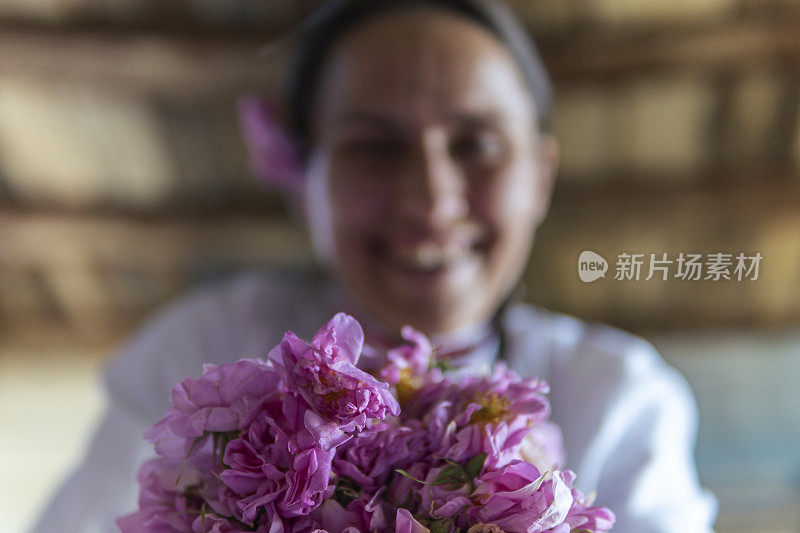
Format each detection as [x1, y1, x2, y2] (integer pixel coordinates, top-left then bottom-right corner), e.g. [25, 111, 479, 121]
[119, 313, 614, 532]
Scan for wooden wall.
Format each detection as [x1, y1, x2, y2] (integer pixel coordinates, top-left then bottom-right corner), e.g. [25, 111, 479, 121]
[2, 0, 800, 351]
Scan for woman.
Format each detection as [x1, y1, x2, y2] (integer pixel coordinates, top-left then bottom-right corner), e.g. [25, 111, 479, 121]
[36, 1, 717, 531]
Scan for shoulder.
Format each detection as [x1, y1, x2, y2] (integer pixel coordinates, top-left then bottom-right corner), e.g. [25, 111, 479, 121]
[503, 305, 716, 527]
[504, 303, 671, 385]
[103, 269, 335, 422]
[107, 270, 286, 368]
[159, 269, 324, 322]
[503, 303, 698, 450]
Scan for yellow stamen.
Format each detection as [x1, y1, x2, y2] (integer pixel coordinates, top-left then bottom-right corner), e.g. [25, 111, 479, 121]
[396, 368, 423, 405]
[469, 393, 511, 424]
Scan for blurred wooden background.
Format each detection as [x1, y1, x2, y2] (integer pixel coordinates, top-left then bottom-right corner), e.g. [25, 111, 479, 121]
[2, 2, 800, 532]
[2, 0, 800, 353]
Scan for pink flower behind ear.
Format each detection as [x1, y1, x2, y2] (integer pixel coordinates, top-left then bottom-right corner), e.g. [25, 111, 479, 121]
[269, 313, 400, 444]
[237, 96, 303, 192]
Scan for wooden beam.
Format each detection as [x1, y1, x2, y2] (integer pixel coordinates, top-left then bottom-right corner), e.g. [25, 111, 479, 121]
[538, 20, 800, 82]
[528, 180, 800, 333]
[0, 29, 285, 96]
[1, 18, 799, 93]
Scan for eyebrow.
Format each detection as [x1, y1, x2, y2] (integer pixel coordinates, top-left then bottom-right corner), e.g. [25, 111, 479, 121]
[333, 109, 507, 130]
[444, 111, 506, 128]
[334, 112, 400, 130]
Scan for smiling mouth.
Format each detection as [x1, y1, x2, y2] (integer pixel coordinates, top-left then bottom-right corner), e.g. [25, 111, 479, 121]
[370, 238, 488, 274]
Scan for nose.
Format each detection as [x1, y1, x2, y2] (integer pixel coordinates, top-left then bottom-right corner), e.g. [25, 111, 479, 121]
[393, 129, 468, 230]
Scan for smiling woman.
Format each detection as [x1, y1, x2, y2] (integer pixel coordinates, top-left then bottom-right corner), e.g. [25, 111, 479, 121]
[303, 6, 557, 335]
[31, 1, 717, 532]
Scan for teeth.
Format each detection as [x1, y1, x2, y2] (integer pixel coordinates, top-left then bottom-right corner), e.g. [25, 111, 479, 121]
[392, 242, 469, 270]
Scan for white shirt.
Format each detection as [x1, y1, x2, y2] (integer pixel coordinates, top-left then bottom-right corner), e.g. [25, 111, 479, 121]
[33, 272, 717, 532]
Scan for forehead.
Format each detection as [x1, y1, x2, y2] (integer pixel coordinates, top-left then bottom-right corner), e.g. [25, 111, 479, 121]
[313, 8, 535, 128]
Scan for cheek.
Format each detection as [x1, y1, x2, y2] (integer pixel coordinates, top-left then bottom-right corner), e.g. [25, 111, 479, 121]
[474, 161, 540, 240]
[303, 153, 387, 264]
[327, 162, 392, 240]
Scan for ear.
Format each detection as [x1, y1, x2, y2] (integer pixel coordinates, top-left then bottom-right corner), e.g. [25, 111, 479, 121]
[302, 152, 337, 265]
[533, 133, 559, 223]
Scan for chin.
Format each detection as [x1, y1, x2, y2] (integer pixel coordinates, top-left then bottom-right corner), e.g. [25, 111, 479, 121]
[371, 288, 489, 336]
[338, 242, 517, 335]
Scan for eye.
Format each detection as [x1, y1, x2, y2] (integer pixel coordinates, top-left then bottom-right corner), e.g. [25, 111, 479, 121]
[449, 130, 510, 167]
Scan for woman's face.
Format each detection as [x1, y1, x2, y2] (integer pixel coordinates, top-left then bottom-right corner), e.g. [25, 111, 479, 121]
[305, 8, 557, 336]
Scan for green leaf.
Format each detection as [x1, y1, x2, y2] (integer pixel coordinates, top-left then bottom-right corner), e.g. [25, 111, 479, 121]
[431, 358, 456, 373]
[395, 469, 431, 485]
[177, 435, 206, 485]
[333, 476, 362, 506]
[465, 453, 487, 480]
[432, 464, 469, 489]
[333, 486, 360, 506]
[421, 517, 454, 533]
[187, 434, 204, 458]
